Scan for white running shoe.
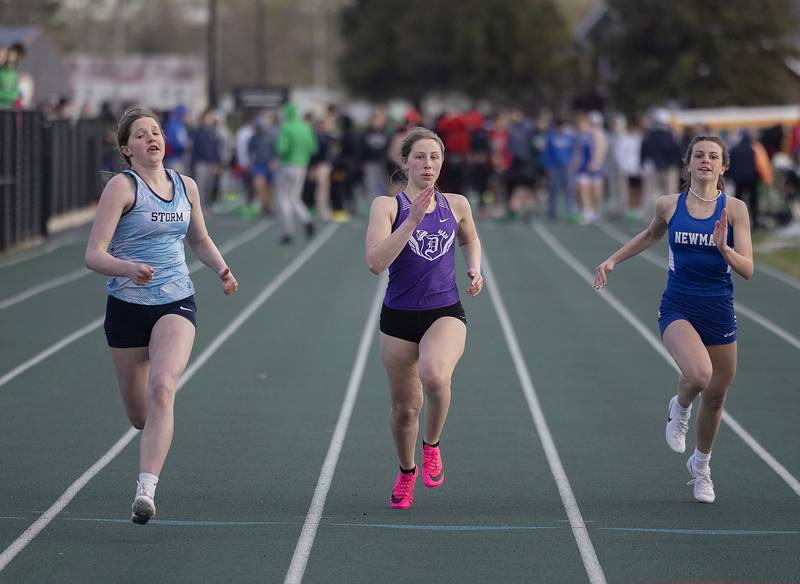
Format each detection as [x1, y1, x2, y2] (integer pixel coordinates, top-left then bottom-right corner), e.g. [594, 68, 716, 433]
[131, 487, 156, 524]
[665, 395, 691, 453]
[686, 455, 715, 503]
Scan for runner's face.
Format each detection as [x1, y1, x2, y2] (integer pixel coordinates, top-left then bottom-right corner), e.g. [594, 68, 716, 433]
[126, 117, 165, 165]
[405, 138, 443, 189]
[689, 141, 725, 183]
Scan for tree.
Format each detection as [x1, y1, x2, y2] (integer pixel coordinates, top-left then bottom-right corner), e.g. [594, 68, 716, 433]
[30, 0, 206, 55]
[604, 0, 800, 112]
[0, 0, 60, 25]
[338, 0, 573, 109]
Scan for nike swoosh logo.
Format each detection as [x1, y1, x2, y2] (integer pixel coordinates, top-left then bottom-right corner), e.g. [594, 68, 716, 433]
[390, 495, 405, 503]
[179, 306, 192, 311]
[428, 470, 444, 481]
[439, 218, 449, 223]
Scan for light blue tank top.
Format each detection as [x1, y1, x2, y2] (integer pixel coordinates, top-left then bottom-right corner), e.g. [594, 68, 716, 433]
[106, 168, 195, 305]
[666, 192, 733, 297]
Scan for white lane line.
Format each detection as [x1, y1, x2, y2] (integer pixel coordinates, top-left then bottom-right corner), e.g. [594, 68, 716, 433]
[0, 269, 91, 311]
[597, 222, 800, 351]
[284, 274, 386, 584]
[0, 221, 273, 312]
[535, 223, 800, 497]
[0, 317, 105, 388]
[755, 262, 800, 292]
[483, 253, 607, 584]
[0, 221, 273, 390]
[0, 223, 338, 572]
[0, 236, 82, 270]
[733, 303, 800, 351]
[214, 220, 273, 256]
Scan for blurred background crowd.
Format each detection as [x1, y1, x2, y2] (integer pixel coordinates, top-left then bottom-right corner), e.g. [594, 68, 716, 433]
[2, 0, 800, 253]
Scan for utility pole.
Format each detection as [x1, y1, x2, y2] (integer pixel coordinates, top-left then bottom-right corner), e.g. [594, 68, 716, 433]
[113, 0, 125, 110]
[207, 0, 218, 108]
[312, 0, 327, 91]
[255, 0, 267, 85]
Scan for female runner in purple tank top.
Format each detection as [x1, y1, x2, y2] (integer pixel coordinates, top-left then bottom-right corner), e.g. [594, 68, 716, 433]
[365, 127, 483, 509]
[593, 136, 753, 504]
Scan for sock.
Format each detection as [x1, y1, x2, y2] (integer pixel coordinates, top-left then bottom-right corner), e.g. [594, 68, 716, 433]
[423, 440, 440, 449]
[672, 396, 692, 416]
[692, 448, 711, 473]
[137, 472, 159, 496]
[400, 465, 416, 475]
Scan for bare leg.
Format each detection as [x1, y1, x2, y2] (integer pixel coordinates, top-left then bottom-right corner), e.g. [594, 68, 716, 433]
[663, 320, 712, 411]
[110, 346, 150, 429]
[417, 317, 466, 445]
[315, 162, 332, 221]
[590, 178, 603, 218]
[577, 179, 591, 222]
[380, 333, 421, 470]
[696, 343, 737, 453]
[138, 315, 195, 476]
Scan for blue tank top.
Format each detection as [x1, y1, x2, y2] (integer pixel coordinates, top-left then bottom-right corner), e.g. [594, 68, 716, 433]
[384, 192, 460, 310]
[666, 192, 733, 297]
[106, 168, 195, 305]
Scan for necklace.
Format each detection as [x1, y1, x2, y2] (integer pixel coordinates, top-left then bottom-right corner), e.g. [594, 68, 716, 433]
[688, 186, 721, 203]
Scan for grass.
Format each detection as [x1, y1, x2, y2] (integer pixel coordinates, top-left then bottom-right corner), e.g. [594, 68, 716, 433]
[756, 247, 800, 278]
[752, 228, 800, 279]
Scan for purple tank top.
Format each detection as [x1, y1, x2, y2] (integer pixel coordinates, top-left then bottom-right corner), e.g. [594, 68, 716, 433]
[384, 192, 461, 310]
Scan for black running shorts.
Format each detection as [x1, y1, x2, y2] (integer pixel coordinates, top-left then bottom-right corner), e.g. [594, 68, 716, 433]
[379, 301, 466, 344]
[104, 294, 197, 348]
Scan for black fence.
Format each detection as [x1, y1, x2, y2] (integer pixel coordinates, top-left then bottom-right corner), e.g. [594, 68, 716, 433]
[0, 110, 110, 252]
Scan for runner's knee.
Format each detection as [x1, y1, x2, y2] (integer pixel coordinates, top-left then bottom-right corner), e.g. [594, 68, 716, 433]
[418, 366, 451, 396]
[682, 363, 713, 392]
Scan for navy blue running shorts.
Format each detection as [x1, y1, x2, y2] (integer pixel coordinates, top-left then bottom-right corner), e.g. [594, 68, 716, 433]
[380, 301, 467, 344]
[658, 291, 736, 346]
[104, 295, 197, 348]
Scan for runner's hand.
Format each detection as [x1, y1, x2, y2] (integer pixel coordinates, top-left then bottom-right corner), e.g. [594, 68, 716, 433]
[407, 186, 435, 226]
[466, 268, 483, 296]
[219, 267, 238, 295]
[129, 262, 155, 285]
[713, 207, 730, 253]
[594, 259, 615, 289]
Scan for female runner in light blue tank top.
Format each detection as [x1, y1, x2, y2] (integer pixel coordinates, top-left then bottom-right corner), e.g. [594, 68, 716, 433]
[365, 127, 483, 509]
[594, 136, 753, 504]
[85, 106, 238, 524]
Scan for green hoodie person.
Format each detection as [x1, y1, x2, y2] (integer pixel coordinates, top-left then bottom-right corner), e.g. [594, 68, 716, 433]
[0, 49, 19, 108]
[0, 68, 18, 108]
[276, 103, 318, 168]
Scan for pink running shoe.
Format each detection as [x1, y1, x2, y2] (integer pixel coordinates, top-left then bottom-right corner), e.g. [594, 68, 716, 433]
[389, 467, 417, 509]
[422, 443, 445, 488]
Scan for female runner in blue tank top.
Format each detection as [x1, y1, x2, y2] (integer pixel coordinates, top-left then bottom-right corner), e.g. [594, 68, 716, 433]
[85, 107, 238, 524]
[365, 127, 483, 509]
[594, 136, 753, 504]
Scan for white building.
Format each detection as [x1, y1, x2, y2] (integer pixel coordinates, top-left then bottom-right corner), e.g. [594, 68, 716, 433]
[67, 54, 206, 116]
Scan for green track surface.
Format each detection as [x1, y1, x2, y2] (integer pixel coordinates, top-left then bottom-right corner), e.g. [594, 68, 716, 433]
[1, 215, 797, 584]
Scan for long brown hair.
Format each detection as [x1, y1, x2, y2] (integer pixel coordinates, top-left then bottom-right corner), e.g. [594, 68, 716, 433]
[681, 135, 729, 192]
[116, 106, 162, 166]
